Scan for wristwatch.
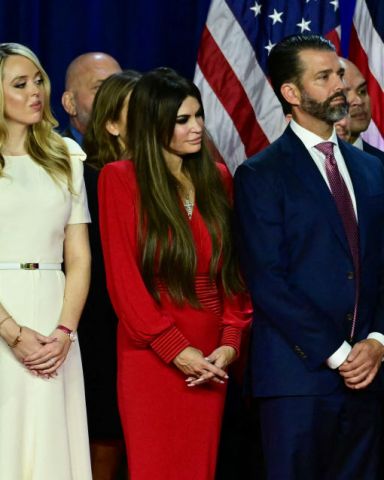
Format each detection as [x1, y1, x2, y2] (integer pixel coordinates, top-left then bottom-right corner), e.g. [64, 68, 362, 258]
[56, 324, 77, 342]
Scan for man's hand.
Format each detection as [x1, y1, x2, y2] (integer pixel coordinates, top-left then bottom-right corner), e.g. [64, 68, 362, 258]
[338, 339, 384, 390]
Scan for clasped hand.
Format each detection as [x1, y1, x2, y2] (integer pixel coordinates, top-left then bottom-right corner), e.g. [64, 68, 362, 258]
[173, 345, 236, 387]
[13, 327, 71, 378]
[338, 339, 384, 390]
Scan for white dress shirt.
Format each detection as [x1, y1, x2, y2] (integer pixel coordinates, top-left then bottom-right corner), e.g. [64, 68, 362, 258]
[290, 120, 384, 368]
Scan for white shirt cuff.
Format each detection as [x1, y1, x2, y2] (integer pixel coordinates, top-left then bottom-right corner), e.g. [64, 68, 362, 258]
[367, 332, 384, 346]
[326, 341, 352, 369]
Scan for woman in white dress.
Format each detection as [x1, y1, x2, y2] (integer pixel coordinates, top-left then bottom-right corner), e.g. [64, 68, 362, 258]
[0, 43, 92, 479]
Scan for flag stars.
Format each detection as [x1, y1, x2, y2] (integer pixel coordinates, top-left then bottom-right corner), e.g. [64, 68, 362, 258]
[268, 9, 283, 25]
[297, 18, 311, 33]
[330, 0, 339, 11]
[265, 40, 276, 54]
[250, 1, 262, 17]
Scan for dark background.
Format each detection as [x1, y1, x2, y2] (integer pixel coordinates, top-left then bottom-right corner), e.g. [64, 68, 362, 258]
[0, 0, 356, 129]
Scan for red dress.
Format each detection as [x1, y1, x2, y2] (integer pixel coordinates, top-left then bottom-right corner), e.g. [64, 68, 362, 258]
[98, 160, 251, 480]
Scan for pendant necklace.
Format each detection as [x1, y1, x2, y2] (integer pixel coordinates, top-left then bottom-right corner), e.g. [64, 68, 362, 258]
[177, 184, 194, 219]
[183, 190, 194, 219]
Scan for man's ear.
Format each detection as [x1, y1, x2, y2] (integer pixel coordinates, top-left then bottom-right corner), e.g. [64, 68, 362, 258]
[280, 82, 301, 108]
[105, 120, 120, 137]
[61, 91, 77, 116]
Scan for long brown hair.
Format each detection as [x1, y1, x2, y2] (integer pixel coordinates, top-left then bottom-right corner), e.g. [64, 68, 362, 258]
[0, 43, 73, 190]
[127, 67, 243, 306]
[83, 70, 141, 170]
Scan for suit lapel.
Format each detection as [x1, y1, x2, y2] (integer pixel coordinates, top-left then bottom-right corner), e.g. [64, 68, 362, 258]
[284, 127, 352, 258]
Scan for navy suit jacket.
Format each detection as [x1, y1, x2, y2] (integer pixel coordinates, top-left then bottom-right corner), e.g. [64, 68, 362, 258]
[234, 126, 384, 397]
[363, 140, 384, 164]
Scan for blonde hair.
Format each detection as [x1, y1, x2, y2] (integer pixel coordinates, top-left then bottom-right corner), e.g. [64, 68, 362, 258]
[0, 43, 73, 191]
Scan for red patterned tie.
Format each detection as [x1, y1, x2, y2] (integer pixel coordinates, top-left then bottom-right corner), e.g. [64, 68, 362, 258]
[315, 142, 360, 340]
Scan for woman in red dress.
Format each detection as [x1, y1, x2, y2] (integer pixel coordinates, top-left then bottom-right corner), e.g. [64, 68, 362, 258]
[98, 68, 251, 480]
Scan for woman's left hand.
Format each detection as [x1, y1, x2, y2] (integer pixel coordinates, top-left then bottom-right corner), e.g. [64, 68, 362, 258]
[206, 345, 237, 369]
[23, 329, 72, 377]
[186, 346, 237, 387]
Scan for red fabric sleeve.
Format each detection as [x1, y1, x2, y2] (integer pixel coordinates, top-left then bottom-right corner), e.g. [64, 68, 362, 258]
[98, 161, 190, 363]
[220, 291, 253, 354]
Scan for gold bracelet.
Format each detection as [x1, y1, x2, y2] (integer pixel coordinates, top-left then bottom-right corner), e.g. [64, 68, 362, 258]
[8, 326, 22, 348]
[0, 315, 12, 330]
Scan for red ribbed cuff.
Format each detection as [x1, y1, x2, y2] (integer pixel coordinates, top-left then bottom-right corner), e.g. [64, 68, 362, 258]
[220, 325, 242, 354]
[150, 326, 190, 363]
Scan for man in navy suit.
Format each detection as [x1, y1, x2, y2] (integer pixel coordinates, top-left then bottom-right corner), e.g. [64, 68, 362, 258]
[234, 34, 384, 479]
[335, 58, 384, 162]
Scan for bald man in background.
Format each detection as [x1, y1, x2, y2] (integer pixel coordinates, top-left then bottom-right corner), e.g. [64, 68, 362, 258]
[62, 52, 122, 144]
[336, 58, 384, 162]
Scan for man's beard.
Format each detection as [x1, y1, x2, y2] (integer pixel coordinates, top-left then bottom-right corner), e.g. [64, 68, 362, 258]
[300, 88, 348, 124]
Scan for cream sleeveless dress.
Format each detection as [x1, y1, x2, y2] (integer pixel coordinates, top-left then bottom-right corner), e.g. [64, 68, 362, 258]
[0, 138, 92, 480]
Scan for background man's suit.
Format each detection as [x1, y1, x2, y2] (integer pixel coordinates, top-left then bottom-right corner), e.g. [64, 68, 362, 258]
[363, 140, 384, 164]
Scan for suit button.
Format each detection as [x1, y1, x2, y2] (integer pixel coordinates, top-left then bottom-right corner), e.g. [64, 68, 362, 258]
[347, 271, 354, 280]
[346, 313, 353, 321]
[293, 345, 307, 358]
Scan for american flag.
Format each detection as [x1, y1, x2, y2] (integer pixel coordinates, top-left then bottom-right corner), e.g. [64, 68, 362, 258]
[194, 0, 342, 173]
[349, 0, 384, 150]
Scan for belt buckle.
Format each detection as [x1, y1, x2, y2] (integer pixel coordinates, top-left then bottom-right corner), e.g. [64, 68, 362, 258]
[21, 263, 39, 270]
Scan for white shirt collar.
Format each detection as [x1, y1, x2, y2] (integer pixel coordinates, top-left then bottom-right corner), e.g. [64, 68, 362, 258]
[289, 118, 339, 150]
[288, 119, 357, 217]
[353, 136, 364, 151]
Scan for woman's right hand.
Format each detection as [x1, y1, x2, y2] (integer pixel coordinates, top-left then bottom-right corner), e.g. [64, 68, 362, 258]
[23, 328, 72, 376]
[4, 325, 56, 374]
[173, 346, 229, 386]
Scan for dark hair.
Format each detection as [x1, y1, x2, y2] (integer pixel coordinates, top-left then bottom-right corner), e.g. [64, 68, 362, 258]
[83, 70, 141, 170]
[127, 67, 205, 151]
[268, 34, 335, 114]
[127, 67, 243, 305]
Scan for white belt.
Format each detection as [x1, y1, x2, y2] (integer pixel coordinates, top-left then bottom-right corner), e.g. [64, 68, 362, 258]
[0, 262, 62, 270]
